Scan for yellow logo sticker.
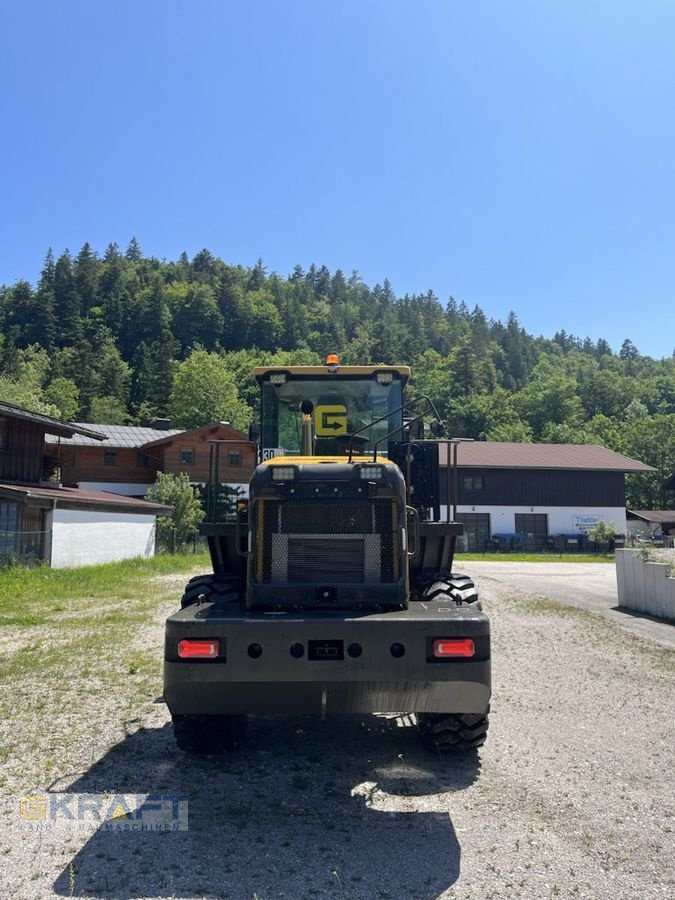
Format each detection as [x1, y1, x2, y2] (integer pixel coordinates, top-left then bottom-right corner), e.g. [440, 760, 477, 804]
[20, 796, 47, 820]
[109, 802, 133, 821]
[315, 404, 348, 436]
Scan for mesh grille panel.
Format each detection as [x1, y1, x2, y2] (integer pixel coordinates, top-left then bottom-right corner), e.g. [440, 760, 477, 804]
[281, 502, 372, 534]
[255, 498, 397, 585]
[288, 538, 365, 583]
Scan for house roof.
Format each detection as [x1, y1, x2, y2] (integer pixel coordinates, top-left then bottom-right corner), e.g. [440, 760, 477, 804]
[46, 421, 249, 449]
[0, 402, 106, 441]
[439, 441, 654, 473]
[46, 423, 182, 448]
[627, 510, 675, 525]
[0, 481, 172, 515]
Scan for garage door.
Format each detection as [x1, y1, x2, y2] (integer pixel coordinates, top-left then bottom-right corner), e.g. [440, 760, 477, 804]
[457, 513, 491, 552]
[515, 513, 548, 551]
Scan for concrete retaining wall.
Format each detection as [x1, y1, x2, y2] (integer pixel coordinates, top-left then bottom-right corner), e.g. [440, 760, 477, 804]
[615, 549, 675, 622]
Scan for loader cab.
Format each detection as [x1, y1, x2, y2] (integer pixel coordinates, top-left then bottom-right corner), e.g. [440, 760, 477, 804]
[255, 360, 411, 460]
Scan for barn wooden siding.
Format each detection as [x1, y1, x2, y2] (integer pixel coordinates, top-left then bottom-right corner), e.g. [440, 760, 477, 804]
[58, 446, 162, 485]
[57, 427, 256, 488]
[161, 438, 256, 483]
[0, 418, 46, 482]
[439, 468, 626, 507]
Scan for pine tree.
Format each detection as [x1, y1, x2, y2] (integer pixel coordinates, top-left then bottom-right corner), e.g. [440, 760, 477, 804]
[247, 258, 267, 291]
[100, 243, 127, 337]
[125, 237, 142, 262]
[75, 242, 100, 315]
[36, 249, 57, 351]
[53, 251, 82, 347]
[3, 280, 37, 347]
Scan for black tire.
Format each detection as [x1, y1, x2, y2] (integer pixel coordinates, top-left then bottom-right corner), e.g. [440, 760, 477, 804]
[180, 574, 242, 609]
[172, 714, 248, 753]
[417, 709, 489, 753]
[421, 573, 481, 608]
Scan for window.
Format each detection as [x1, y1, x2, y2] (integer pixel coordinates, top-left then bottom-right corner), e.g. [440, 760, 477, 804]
[463, 475, 483, 491]
[104, 450, 117, 466]
[137, 452, 150, 467]
[0, 502, 19, 558]
[261, 374, 403, 455]
[180, 448, 194, 465]
[0, 502, 18, 531]
[228, 451, 241, 466]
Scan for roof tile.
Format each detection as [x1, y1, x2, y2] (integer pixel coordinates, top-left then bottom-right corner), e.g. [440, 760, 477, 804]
[439, 442, 653, 472]
[46, 424, 182, 448]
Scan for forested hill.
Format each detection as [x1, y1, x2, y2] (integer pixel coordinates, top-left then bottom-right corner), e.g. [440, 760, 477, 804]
[1, 240, 674, 508]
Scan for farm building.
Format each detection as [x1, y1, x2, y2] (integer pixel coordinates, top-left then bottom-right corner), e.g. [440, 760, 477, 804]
[0, 402, 171, 567]
[46, 421, 255, 501]
[438, 442, 654, 551]
[626, 510, 675, 546]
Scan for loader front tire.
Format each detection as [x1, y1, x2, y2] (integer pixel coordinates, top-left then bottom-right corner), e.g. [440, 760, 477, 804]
[422, 574, 480, 608]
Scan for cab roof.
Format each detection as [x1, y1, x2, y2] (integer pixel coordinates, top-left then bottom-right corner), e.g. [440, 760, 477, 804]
[254, 364, 411, 386]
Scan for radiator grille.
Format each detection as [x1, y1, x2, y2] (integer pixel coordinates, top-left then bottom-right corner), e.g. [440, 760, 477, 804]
[281, 502, 372, 534]
[255, 498, 397, 585]
[286, 536, 366, 583]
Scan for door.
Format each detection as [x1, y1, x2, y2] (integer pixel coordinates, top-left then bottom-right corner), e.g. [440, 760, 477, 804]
[515, 513, 548, 551]
[457, 513, 491, 552]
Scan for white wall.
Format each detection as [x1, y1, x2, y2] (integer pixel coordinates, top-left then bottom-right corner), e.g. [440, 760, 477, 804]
[616, 550, 675, 621]
[439, 505, 627, 534]
[50, 508, 157, 568]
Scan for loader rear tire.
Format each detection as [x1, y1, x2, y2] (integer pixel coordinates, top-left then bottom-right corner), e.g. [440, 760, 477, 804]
[172, 714, 248, 754]
[417, 577, 487, 751]
[180, 574, 242, 609]
[417, 709, 489, 753]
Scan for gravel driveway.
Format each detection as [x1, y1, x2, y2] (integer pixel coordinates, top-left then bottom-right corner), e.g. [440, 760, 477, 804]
[467, 560, 675, 649]
[2, 566, 674, 900]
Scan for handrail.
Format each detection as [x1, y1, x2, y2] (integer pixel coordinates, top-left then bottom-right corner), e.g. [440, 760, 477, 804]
[346, 393, 444, 462]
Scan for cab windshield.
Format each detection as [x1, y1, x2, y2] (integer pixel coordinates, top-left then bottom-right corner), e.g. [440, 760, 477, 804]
[260, 375, 404, 457]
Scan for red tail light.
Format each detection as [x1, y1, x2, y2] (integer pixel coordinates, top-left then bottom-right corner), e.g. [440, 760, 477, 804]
[178, 639, 219, 659]
[432, 639, 475, 658]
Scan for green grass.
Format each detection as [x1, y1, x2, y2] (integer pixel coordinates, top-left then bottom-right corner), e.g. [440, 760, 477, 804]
[0, 553, 214, 788]
[456, 553, 614, 563]
[0, 553, 211, 682]
[0, 553, 210, 720]
[0, 551, 210, 621]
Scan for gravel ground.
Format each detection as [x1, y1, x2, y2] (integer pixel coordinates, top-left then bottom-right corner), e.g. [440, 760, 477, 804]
[467, 558, 675, 648]
[1, 567, 674, 900]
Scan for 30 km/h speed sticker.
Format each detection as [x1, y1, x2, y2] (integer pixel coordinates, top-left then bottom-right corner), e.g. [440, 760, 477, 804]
[315, 404, 348, 436]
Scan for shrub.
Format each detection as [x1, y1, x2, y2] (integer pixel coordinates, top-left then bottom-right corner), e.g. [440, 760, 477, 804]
[145, 472, 205, 547]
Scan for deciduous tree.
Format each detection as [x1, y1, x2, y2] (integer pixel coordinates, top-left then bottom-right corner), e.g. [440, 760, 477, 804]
[168, 350, 252, 430]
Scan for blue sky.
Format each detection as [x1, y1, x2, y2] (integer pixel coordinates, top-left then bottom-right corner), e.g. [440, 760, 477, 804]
[1, 0, 674, 358]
